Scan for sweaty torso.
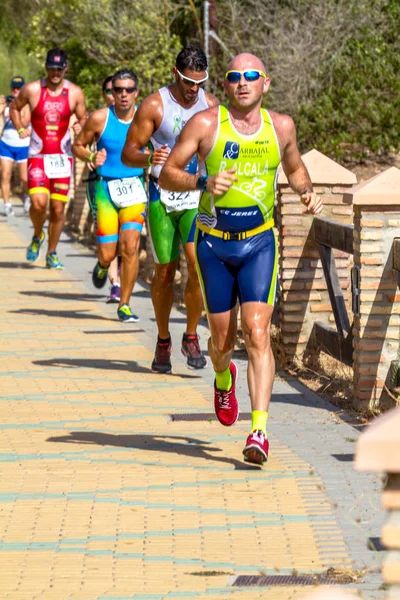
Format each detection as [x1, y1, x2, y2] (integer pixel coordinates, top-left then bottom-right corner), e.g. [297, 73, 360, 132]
[29, 79, 72, 157]
[199, 104, 281, 232]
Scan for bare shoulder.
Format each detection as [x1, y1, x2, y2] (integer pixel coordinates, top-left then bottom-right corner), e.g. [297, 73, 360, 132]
[24, 80, 41, 97]
[269, 110, 295, 134]
[268, 110, 297, 152]
[68, 81, 85, 98]
[136, 91, 163, 117]
[192, 104, 219, 127]
[87, 107, 108, 130]
[204, 91, 219, 108]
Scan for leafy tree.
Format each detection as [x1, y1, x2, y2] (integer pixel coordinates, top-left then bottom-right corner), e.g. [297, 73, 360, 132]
[297, 1, 400, 160]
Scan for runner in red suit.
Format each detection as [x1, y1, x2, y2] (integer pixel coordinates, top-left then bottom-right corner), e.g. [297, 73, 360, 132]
[11, 48, 87, 269]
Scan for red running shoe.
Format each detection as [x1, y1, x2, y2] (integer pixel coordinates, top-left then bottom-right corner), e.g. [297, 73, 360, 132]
[243, 430, 269, 465]
[214, 361, 239, 427]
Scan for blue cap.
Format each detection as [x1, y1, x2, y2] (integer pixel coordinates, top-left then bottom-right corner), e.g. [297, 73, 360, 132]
[10, 75, 25, 89]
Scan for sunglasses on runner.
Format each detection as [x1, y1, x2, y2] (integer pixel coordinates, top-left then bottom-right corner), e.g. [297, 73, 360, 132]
[113, 86, 137, 94]
[176, 68, 209, 86]
[225, 70, 267, 83]
[104, 89, 113, 95]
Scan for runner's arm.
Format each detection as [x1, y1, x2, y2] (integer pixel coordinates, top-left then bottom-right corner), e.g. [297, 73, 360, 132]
[74, 89, 88, 127]
[279, 116, 322, 215]
[72, 111, 104, 163]
[9, 85, 30, 135]
[20, 104, 31, 129]
[121, 97, 168, 168]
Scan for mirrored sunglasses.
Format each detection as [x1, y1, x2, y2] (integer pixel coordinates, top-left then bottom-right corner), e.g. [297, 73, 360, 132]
[176, 68, 209, 86]
[104, 89, 113, 95]
[113, 86, 137, 94]
[225, 70, 267, 83]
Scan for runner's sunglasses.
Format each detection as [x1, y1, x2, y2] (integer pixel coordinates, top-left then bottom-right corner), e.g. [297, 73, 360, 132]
[113, 86, 137, 94]
[176, 68, 209, 86]
[225, 69, 267, 83]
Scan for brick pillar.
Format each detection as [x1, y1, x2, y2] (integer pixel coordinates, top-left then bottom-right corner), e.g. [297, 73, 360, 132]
[345, 167, 400, 411]
[276, 149, 356, 363]
[355, 407, 400, 599]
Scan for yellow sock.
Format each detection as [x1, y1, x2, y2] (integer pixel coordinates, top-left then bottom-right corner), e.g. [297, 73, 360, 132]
[215, 366, 232, 391]
[251, 410, 268, 434]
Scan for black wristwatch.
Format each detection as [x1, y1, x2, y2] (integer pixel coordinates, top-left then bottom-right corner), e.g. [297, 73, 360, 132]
[196, 175, 208, 191]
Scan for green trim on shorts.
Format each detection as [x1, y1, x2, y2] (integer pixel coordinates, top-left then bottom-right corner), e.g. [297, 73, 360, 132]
[148, 198, 197, 265]
[194, 227, 209, 313]
[267, 228, 279, 306]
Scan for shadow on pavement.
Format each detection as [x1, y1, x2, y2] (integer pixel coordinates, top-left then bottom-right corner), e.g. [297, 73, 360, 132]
[83, 329, 145, 335]
[9, 308, 114, 321]
[150, 317, 187, 324]
[66, 253, 95, 258]
[34, 357, 153, 374]
[33, 279, 84, 283]
[46, 430, 260, 471]
[33, 357, 201, 379]
[0, 245, 26, 249]
[331, 453, 354, 462]
[20, 291, 106, 302]
[0, 261, 38, 269]
[132, 290, 151, 298]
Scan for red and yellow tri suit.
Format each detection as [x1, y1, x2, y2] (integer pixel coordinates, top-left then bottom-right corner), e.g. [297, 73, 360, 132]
[28, 79, 73, 202]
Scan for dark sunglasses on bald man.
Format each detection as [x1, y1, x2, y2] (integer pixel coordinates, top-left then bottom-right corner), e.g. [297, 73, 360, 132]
[113, 85, 137, 94]
[225, 69, 267, 83]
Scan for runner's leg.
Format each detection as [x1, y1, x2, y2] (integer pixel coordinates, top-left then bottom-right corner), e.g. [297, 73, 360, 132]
[95, 180, 119, 270]
[148, 196, 180, 339]
[117, 199, 146, 315]
[118, 229, 141, 307]
[178, 209, 202, 334]
[240, 302, 274, 412]
[0, 158, 12, 205]
[17, 160, 28, 195]
[207, 308, 237, 373]
[48, 199, 66, 254]
[30, 192, 49, 237]
[108, 257, 119, 284]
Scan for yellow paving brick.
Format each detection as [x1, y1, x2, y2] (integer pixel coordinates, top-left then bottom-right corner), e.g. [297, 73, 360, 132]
[0, 218, 352, 598]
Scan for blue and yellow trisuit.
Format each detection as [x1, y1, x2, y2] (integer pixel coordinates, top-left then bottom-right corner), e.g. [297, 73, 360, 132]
[195, 104, 281, 314]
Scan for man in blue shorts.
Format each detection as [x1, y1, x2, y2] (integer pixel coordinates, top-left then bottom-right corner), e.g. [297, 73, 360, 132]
[0, 76, 30, 216]
[159, 53, 322, 465]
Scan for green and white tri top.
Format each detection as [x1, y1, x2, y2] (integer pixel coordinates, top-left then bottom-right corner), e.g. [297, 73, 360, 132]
[199, 104, 281, 231]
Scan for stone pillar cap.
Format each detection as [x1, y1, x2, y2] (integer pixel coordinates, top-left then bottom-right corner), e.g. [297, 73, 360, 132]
[355, 406, 400, 473]
[277, 149, 357, 185]
[343, 166, 400, 205]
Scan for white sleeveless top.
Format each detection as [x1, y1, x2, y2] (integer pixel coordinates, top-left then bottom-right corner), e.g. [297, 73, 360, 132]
[150, 86, 208, 178]
[1, 106, 30, 147]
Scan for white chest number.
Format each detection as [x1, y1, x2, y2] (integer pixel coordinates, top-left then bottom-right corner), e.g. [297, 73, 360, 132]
[160, 189, 200, 213]
[107, 177, 147, 208]
[43, 154, 71, 178]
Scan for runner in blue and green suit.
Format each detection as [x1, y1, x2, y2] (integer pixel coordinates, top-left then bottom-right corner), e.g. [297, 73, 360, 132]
[159, 53, 323, 466]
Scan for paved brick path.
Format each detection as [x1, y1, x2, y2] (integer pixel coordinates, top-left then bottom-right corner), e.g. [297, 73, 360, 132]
[0, 204, 385, 599]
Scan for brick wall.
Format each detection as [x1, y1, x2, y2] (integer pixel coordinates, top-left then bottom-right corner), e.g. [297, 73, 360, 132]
[349, 167, 400, 411]
[276, 150, 356, 363]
